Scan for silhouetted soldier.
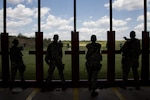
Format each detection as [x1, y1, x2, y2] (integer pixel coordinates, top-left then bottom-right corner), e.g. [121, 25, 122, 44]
[120, 31, 141, 90]
[45, 34, 66, 91]
[86, 35, 102, 97]
[10, 39, 26, 89]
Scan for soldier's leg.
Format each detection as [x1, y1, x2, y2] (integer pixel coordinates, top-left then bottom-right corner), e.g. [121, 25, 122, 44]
[45, 63, 55, 91]
[57, 61, 65, 85]
[18, 68, 26, 88]
[86, 62, 92, 90]
[122, 62, 130, 87]
[19, 71, 24, 82]
[132, 65, 140, 89]
[18, 62, 25, 82]
[87, 71, 92, 91]
[56, 60, 67, 90]
[91, 70, 98, 90]
[46, 62, 55, 85]
[91, 70, 99, 97]
[11, 62, 17, 82]
[10, 62, 17, 89]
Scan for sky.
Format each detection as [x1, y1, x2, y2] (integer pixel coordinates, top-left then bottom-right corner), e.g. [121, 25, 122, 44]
[0, 0, 150, 40]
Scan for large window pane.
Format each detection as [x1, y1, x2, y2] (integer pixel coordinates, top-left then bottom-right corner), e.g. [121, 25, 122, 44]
[42, 0, 73, 80]
[0, 45, 1, 79]
[0, 0, 3, 79]
[148, 0, 150, 78]
[7, 1, 37, 80]
[78, 0, 109, 80]
[113, 0, 143, 79]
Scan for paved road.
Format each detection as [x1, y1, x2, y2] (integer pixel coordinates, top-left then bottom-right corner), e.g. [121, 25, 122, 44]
[0, 87, 150, 100]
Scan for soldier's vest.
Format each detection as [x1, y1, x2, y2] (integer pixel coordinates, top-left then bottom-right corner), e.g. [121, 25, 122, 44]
[10, 46, 23, 62]
[123, 39, 140, 62]
[48, 43, 62, 60]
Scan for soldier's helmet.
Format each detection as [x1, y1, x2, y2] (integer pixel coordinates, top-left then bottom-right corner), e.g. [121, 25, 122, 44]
[130, 31, 136, 39]
[12, 39, 19, 46]
[53, 34, 59, 42]
[91, 35, 97, 42]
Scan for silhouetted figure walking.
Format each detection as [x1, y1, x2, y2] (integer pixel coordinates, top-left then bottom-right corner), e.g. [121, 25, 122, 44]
[45, 34, 66, 91]
[10, 39, 26, 89]
[86, 35, 102, 97]
[120, 31, 141, 90]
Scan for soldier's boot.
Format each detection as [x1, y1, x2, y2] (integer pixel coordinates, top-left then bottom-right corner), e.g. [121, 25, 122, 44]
[61, 77, 67, 91]
[9, 77, 15, 90]
[41, 81, 46, 92]
[91, 89, 98, 97]
[20, 76, 26, 89]
[88, 77, 92, 91]
[58, 69, 66, 91]
[120, 79, 127, 89]
[46, 77, 55, 91]
[121, 83, 127, 89]
[62, 83, 67, 91]
[88, 82, 92, 91]
[135, 86, 140, 90]
[135, 81, 140, 90]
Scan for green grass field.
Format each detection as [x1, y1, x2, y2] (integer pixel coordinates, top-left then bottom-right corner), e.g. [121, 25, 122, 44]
[0, 41, 148, 80]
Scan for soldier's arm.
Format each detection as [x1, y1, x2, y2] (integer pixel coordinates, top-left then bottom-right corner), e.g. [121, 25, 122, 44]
[123, 37, 130, 41]
[120, 42, 127, 52]
[45, 45, 51, 65]
[85, 44, 91, 60]
[99, 44, 102, 61]
[136, 40, 141, 55]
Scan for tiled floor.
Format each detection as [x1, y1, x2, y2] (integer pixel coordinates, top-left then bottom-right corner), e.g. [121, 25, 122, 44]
[0, 87, 150, 100]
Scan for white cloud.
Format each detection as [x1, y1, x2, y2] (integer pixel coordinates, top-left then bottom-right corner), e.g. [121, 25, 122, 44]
[135, 23, 143, 31]
[137, 12, 150, 21]
[0, 9, 3, 32]
[7, 0, 34, 4]
[83, 16, 109, 27]
[136, 11, 150, 32]
[6, 4, 35, 31]
[113, 19, 127, 27]
[147, 12, 150, 21]
[41, 14, 73, 30]
[79, 28, 92, 36]
[7, 4, 34, 19]
[7, 0, 24, 4]
[34, 7, 51, 18]
[148, 22, 150, 30]
[115, 27, 129, 39]
[83, 15, 127, 28]
[23, 32, 35, 37]
[78, 27, 108, 40]
[1, 0, 149, 40]
[41, 7, 50, 18]
[7, 18, 32, 27]
[104, 0, 145, 11]
[137, 15, 144, 21]
[58, 25, 73, 30]
[45, 31, 71, 40]
[79, 28, 96, 34]
[83, 21, 97, 27]
[89, 16, 93, 19]
[45, 15, 62, 28]
[26, 0, 33, 4]
[125, 18, 132, 21]
[80, 15, 131, 40]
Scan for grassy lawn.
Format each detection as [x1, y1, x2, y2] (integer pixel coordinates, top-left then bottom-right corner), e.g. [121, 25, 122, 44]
[0, 41, 148, 80]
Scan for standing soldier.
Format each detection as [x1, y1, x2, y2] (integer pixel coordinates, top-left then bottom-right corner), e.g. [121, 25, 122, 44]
[120, 31, 141, 90]
[10, 39, 26, 89]
[86, 35, 102, 97]
[45, 34, 66, 91]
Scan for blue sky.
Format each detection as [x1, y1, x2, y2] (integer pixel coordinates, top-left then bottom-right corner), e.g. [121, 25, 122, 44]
[0, 0, 150, 40]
